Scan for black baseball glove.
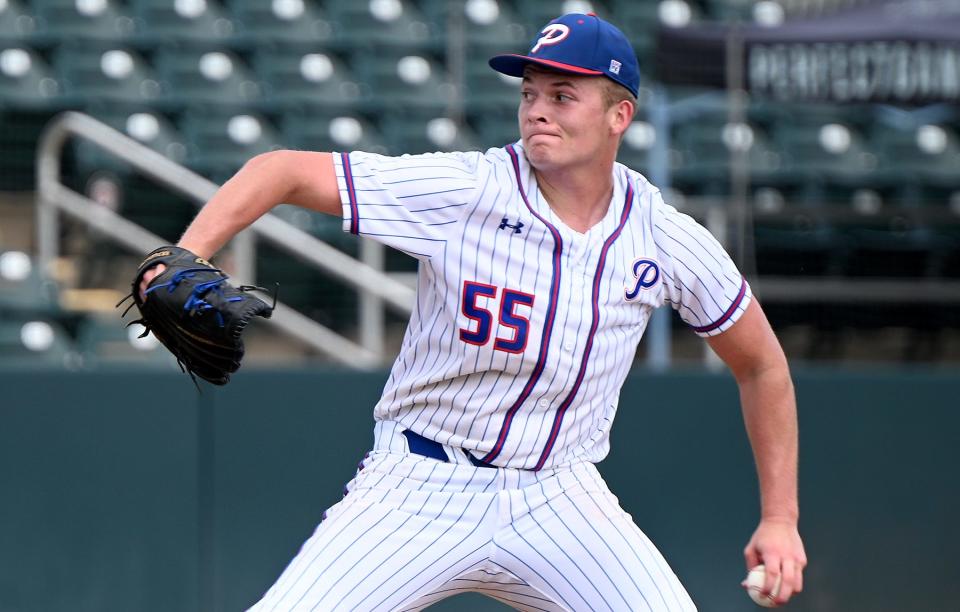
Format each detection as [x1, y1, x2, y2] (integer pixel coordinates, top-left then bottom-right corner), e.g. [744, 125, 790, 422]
[119, 245, 274, 386]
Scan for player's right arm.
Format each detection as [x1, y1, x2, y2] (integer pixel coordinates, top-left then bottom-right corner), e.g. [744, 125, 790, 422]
[706, 299, 806, 606]
[140, 150, 339, 295]
[179, 150, 341, 259]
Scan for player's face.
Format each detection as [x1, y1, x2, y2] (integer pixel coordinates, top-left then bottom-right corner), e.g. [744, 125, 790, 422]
[518, 68, 624, 171]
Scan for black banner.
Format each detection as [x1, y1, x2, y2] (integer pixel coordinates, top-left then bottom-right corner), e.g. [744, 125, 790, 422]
[654, 0, 960, 104]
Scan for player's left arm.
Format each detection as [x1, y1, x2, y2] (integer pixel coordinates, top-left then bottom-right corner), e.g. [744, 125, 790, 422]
[705, 298, 807, 606]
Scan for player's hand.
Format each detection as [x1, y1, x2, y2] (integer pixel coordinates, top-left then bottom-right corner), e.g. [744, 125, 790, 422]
[742, 517, 807, 606]
[139, 263, 166, 301]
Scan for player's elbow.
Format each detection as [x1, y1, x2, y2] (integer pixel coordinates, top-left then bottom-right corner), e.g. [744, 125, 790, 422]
[236, 150, 341, 216]
[241, 149, 284, 175]
[736, 353, 793, 395]
[242, 149, 301, 182]
[238, 150, 296, 194]
[240, 149, 308, 202]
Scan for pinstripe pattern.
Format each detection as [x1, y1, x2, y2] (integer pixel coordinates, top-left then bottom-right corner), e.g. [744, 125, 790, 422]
[532, 176, 634, 470]
[481, 145, 564, 465]
[247, 422, 697, 611]
[330, 146, 750, 470]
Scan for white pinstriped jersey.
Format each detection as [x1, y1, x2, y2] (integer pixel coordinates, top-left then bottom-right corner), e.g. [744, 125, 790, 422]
[334, 142, 751, 471]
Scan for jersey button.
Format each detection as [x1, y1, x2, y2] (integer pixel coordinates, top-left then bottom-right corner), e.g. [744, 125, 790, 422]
[564, 341, 574, 351]
[538, 398, 549, 407]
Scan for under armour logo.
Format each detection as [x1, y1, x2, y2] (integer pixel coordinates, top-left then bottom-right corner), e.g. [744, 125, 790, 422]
[499, 217, 524, 234]
[531, 24, 570, 54]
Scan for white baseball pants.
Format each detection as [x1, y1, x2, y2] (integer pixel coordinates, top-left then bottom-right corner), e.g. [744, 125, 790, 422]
[247, 421, 697, 611]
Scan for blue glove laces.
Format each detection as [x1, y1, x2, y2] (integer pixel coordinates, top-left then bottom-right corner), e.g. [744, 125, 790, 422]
[144, 267, 247, 327]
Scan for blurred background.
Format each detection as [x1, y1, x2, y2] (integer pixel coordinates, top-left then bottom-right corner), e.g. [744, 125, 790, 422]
[0, 0, 958, 611]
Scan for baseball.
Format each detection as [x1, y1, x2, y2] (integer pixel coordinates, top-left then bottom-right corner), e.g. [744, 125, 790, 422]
[745, 564, 781, 607]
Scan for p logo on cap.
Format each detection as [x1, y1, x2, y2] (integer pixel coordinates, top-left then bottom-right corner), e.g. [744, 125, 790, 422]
[531, 24, 570, 54]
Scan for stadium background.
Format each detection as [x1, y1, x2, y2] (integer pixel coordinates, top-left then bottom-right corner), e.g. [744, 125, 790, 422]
[1, 0, 958, 610]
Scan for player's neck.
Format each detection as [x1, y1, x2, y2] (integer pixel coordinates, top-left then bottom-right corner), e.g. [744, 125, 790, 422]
[534, 165, 615, 234]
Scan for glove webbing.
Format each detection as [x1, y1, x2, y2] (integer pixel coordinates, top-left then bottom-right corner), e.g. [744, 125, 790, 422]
[143, 267, 268, 329]
[117, 266, 277, 390]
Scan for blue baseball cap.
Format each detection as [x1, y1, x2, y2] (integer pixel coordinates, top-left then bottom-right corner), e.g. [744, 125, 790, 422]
[489, 13, 640, 98]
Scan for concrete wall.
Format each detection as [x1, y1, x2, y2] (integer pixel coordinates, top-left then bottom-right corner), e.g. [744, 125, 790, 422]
[0, 367, 957, 611]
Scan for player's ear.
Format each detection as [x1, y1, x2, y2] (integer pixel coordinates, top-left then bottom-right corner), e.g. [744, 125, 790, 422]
[609, 99, 634, 137]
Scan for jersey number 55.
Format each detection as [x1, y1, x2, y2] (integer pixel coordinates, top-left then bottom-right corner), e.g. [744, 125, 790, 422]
[459, 281, 536, 354]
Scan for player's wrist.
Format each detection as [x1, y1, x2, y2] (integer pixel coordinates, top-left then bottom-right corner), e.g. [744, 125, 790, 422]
[175, 240, 216, 262]
[759, 513, 799, 526]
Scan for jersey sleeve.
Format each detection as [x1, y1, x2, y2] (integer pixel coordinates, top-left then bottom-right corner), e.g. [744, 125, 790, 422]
[650, 191, 752, 337]
[333, 150, 483, 260]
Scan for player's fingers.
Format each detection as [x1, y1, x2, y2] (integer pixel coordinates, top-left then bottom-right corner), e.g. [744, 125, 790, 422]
[774, 558, 796, 605]
[762, 555, 782, 598]
[794, 554, 806, 593]
[743, 543, 760, 571]
[139, 264, 167, 301]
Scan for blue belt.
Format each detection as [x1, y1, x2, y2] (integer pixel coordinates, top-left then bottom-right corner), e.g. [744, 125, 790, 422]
[402, 429, 497, 469]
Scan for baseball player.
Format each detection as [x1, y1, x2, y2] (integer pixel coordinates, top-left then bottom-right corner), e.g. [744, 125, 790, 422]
[141, 13, 805, 611]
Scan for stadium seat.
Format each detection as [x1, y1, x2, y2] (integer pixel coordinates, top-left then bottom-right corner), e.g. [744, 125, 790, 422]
[55, 44, 163, 106]
[252, 48, 368, 114]
[752, 219, 847, 277]
[108, 108, 187, 162]
[76, 314, 177, 369]
[771, 118, 879, 205]
[0, 45, 64, 106]
[937, 224, 960, 279]
[270, 204, 356, 254]
[71, 107, 188, 181]
[279, 111, 388, 155]
[130, 0, 237, 46]
[840, 222, 942, 278]
[463, 55, 520, 115]
[0, 106, 68, 190]
[603, 0, 665, 62]
[231, 0, 336, 49]
[0, 42, 68, 190]
[0, 0, 42, 46]
[325, 0, 436, 52]
[32, 0, 136, 43]
[179, 109, 282, 182]
[0, 250, 62, 316]
[669, 113, 723, 189]
[707, 0, 762, 21]
[517, 0, 611, 28]
[872, 122, 960, 199]
[869, 122, 930, 187]
[469, 112, 518, 149]
[0, 317, 77, 368]
[154, 46, 261, 110]
[915, 125, 960, 189]
[671, 114, 780, 193]
[420, 0, 528, 55]
[617, 119, 657, 175]
[255, 242, 358, 330]
[351, 50, 452, 114]
[378, 111, 480, 155]
[112, 173, 200, 243]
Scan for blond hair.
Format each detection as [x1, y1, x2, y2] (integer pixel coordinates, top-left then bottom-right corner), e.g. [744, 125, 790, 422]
[600, 78, 638, 119]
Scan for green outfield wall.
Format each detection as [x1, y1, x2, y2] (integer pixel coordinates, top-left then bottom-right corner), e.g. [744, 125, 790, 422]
[0, 367, 957, 612]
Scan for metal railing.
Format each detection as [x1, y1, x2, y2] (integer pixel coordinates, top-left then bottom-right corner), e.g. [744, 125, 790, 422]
[36, 111, 415, 369]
